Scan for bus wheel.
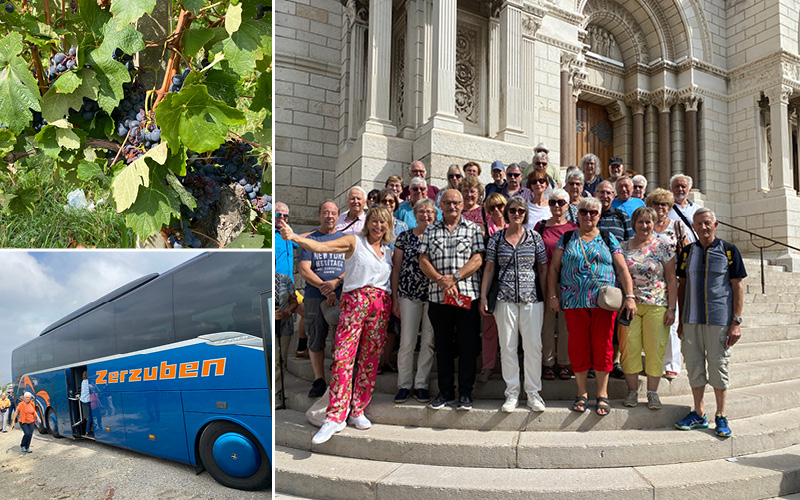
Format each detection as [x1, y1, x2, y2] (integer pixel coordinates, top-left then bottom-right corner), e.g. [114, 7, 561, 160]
[35, 407, 47, 435]
[46, 408, 61, 438]
[198, 422, 271, 491]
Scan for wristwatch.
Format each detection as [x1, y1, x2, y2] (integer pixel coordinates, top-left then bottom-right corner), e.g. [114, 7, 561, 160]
[732, 316, 743, 325]
[453, 271, 461, 281]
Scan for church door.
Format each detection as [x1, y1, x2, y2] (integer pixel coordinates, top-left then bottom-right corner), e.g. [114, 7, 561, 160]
[576, 100, 614, 177]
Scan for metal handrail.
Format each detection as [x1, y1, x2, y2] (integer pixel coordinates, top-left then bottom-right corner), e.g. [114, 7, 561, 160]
[717, 220, 800, 294]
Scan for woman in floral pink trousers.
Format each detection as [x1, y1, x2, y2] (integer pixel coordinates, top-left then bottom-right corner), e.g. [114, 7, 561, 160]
[281, 205, 394, 445]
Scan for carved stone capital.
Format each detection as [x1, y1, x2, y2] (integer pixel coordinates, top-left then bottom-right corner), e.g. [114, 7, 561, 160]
[522, 14, 542, 37]
[765, 85, 794, 105]
[652, 89, 677, 113]
[624, 91, 650, 114]
[680, 93, 701, 112]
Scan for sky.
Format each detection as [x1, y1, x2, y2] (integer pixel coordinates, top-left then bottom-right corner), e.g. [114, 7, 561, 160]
[0, 250, 202, 385]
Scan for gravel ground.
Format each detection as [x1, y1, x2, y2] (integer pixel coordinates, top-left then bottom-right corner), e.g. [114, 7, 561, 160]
[0, 427, 271, 499]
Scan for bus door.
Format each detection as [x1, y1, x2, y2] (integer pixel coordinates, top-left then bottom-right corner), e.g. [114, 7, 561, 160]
[66, 366, 88, 437]
[51, 369, 74, 438]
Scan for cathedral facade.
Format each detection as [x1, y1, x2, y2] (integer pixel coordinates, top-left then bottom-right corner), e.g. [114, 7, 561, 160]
[275, 0, 800, 266]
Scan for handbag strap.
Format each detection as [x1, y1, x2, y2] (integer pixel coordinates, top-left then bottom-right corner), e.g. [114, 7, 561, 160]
[577, 235, 597, 280]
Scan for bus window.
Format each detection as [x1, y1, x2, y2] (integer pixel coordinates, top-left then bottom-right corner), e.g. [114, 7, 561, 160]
[37, 334, 54, 372]
[79, 304, 116, 361]
[53, 322, 81, 367]
[115, 276, 175, 353]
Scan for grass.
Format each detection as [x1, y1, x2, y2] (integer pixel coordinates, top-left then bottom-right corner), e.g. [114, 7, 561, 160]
[0, 154, 134, 248]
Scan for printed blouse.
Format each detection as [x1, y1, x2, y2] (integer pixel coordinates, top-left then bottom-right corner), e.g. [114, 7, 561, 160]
[557, 231, 621, 309]
[394, 229, 428, 301]
[486, 229, 548, 303]
[621, 238, 675, 306]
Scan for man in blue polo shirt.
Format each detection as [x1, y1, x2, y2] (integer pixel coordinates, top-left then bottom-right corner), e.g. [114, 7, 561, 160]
[611, 177, 644, 218]
[674, 207, 746, 437]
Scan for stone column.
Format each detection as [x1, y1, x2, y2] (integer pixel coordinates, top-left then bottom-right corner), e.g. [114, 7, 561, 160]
[766, 85, 794, 191]
[627, 98, 646, 175]
[488, 16, 500, 138]
[347, 5, 368, 141]
[365, 0, 396, 134]
[401, 0, 423, 137]
[683, 95, 700, 188]
[426, 0, 463, 132]
[560, 68, 572, 167]
[657, 95, 673, 189]
[645, 103, 658, 188]
[497, 0, 525, 142]
[569, 63, 587, 168]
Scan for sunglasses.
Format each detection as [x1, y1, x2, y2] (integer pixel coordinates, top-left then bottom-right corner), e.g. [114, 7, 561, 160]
[534, 162, 547, 166]
[579, 209, 599, 217]
[508, 208, 526, 215]
[531, 178, 548, 185]
[548, 200, 567, 207]
[652, 201, 670, 208]
[489, 205, 505, 211]
[507, 172, 522, 178]
[448, 174, 462, 180]
[410, 187, 426, 192]
[381, 199, 395, 206]
[275, 212, 289, 219]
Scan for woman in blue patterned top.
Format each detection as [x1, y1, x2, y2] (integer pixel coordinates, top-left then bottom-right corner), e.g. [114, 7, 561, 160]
[546, 197, 637, 416]
[480, 196, 549, 413]
[391, 198, 437, 404]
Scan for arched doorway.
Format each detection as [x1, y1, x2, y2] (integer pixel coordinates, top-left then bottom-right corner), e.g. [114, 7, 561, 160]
[576, 100, 614, 177]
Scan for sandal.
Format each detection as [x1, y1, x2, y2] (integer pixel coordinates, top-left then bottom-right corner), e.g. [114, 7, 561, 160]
[558, 365, 572, 380]
[596, 397, 611, 416]
[542, 365, 556, 381]
[572, 395, 589, 413]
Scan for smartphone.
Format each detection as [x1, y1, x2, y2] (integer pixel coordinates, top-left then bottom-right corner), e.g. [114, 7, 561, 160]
[617, 308, 632, 326]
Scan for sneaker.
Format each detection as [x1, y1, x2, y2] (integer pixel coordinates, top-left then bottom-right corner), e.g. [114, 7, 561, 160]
[295, 349, 309, 359]
[311, 419, 346, 444]
[647, 392, 662, 410]
[476, 368, 492, 383]
[610, 362, 625, 379]
[394, 388, 410, 404]
[20, 446, 24, 453]
[348, 413, 372, 430]
[501, 396, 518, 413]
[623, 390, 639, 407]
[308, 378, 327, 398]
[715, 414, 732, 437]
[25, 448, 31, 453]
[428, 393, 456, 410]
[457, 393, 473, 411]
[675, 410, 709, 430]
[527, 393, 546, 412]
[413, 388, 430, 403]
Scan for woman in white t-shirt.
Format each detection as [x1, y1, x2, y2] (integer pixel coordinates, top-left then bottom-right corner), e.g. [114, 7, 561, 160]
[281, 206, 394, 445]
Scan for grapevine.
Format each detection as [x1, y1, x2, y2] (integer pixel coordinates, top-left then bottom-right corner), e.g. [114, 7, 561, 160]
[0, 0, 273, 248]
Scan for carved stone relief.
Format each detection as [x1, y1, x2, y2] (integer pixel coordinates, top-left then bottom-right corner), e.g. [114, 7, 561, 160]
[586, 24, 622, 61]
[522, 14, 541, 37]
[392, 31, 405, 128]
[582, 0, 649, 65]
[455, 23, 480, 126]
[759, 95, 772, 189]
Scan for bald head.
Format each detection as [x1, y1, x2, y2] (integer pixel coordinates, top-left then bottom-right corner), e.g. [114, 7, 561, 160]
[410, 161, 426, 179]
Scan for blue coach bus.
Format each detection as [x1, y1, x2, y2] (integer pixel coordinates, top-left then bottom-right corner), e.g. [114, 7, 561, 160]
[11, 252, 272, 491]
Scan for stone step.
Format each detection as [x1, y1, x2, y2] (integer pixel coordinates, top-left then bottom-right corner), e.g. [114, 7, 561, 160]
[280, 372, 800, 432]
[742, 301, 800, 314]
[747, 283, 800, 294]
[732, 339, 800, 362]
[286, 351, 800, 400]
[276, 442, 800, 500]
[277, 405, 800, 469]
[739, 325, 800, 343]
[740, 312, 800, 327]
[745, 292, 800, 304]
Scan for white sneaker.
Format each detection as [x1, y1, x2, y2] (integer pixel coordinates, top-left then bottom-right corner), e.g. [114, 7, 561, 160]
[311, 419, 346, 444]
[501, 397, 518, 413]
[348, 413, 372, 430]
[527, 393, 546, 412]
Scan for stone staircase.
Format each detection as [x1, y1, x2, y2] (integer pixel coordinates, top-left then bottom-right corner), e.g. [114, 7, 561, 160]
[275, 258, 800, 499]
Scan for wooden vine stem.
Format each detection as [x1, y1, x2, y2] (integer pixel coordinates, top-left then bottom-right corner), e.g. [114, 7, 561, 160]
[29, 44, 49, 96]
[154, 8, 193, 107]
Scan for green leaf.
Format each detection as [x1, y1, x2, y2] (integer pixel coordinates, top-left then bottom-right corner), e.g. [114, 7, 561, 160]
[249, 70, 271, 112]
[183, 68, 240, 107]
[182, 0, 204, 15]
[77, 160, 106, 182]
[225, 2, 243, 36]
[41, 68, 100, 123]
[85, 20, 144, 114]
[164, 169, 196, 209]
[0, 32, 41, 132]
[183, 27, 214, 57]
[228, 230, 265, 248]
[154, 84, 245, 153]
[17, 12, 61, 45]
[6, 187, 40, 215]
[213, 17, 270, 77]
[79, 0, 112, 36]
[124, 165, 183, 238]
[0, 128, 16, 156]
[34, 120, 87, 160]
[111, 0, 157, 29]
[52, 72, 82, 94]
[111, 142, 168, 211]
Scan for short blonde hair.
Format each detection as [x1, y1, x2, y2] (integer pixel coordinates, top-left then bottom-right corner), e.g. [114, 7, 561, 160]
[485, 193, 506, 211]
[360, 206, 395, 245]
[645, 188, 674, 207]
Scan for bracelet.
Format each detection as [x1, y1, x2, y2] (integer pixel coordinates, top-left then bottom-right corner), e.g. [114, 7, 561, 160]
[625, 295, 635, 299]
[549, 295, 558, 300]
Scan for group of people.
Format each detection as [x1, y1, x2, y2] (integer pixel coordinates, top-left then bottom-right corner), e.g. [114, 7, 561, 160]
[275, 147, 747, 445]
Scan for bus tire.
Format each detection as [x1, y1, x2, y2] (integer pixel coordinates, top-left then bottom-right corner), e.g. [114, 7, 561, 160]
[46, 408, 61, 438]
[198, 422, 271, 491]
[36, 407, 47, 434]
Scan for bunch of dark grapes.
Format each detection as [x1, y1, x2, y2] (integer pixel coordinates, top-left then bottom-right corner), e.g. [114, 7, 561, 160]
[253, 194, 272, 214]
[167, 219, 202, 248]
[254, 4, 270, 20]
[182, 163, 222, 220]
[110, 83, 162, 163]
[75, 97, 100, 122]
[169, 68, 190, 93]
[112, 49, 135, 72]
[32, 110, 47, 132]
[47, 46, 77, 81]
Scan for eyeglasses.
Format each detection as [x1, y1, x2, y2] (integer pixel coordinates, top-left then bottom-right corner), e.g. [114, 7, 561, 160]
[507, 172, 522, 178]
[442, 200, 463, 206]
[548, 200, 567, 207]
[381, 199, 395, 207]
[489, 205, 505, 211]
[275, 212, 289, 219]
[410, 187, 426, 192]
[578, 209, 599, 217]
[534, 162, 548, 166]
[652, 201, 670, 208]
[531, 178, 548, 185]
[633, 185, 645, 190]
[508, 208, 526, 215]
[448, 174, 462, 180]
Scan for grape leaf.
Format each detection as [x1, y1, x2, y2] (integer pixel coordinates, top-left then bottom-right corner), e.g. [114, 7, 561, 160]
[33, 120, 87, 160]
[53, 72, 81, 94]
[228, 231, 265, 248]
[0, 128, 16, 156]
[15, 12, 61, 46]
[77, 160, 106, 182]
[181, 0, 204, 15]
[183, 27, 214, 57]
[225, 3, 243, 36]
[154, 84, 245, 153]
[213, 17, 270, 77]
[183, 68, 240, 107]
[79, 0, 112, 36]
[164, 169, 196, 210]
[111, 142, 168, 212]
[249, 70, 271, 112]
[0, 32, 42, 133]
[124, 165, 183, 238]
[6, 187, 40, 215]
[85, 20, 144, 114]
[111, 0, 157, 30]
[41, 68, 100, 123]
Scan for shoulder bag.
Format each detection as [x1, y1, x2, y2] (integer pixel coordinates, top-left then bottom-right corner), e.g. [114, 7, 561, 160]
[578, 235, 623, 311]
